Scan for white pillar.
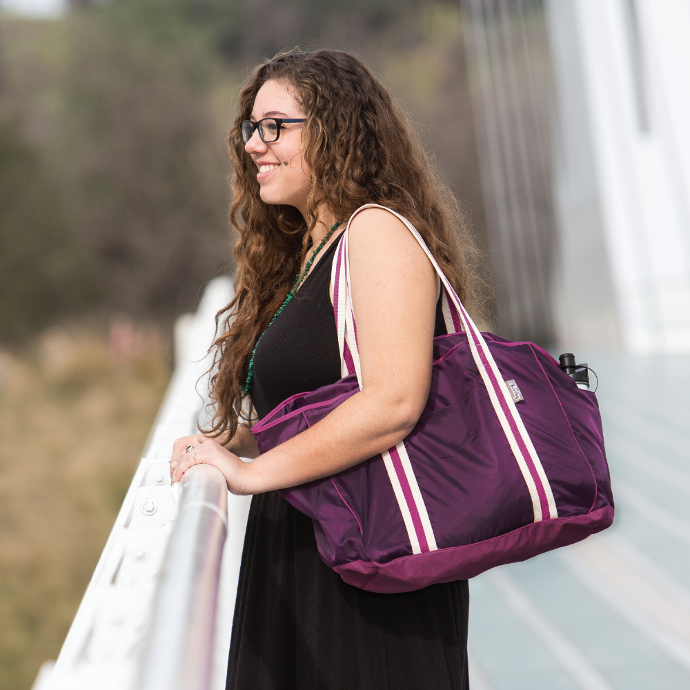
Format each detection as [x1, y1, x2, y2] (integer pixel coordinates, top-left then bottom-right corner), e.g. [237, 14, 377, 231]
[547, 0, 690, 354]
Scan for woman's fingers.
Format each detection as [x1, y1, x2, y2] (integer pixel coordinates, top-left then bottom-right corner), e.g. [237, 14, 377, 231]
[171, 439, 208, 477]
[170, 440, 248, 495]
[170, 434, 250, 495]
[172, 438, 219, 482]
[172, 435, 195, 455]
[170, 434, 207, 478]
[175, 434, 204, 450]
[171, 448, 203, 482]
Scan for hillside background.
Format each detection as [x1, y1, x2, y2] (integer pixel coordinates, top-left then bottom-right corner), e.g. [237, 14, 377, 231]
[0, 1, 488, 687]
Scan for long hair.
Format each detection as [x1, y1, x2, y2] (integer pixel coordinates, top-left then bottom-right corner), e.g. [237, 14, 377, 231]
[204, 48, 488, 439]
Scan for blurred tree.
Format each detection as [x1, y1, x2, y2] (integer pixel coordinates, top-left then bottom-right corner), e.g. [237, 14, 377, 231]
[1, 0, 488, 334]
[67, 0, 456, 63]
[59, 8, 233, 319]
[0, 115, 96, 340]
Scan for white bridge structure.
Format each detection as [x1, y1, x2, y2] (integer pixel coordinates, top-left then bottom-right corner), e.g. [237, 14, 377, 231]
[34, 278, 248, 690]
[463, 0, 690, 353]
[547, 0, 690, 353]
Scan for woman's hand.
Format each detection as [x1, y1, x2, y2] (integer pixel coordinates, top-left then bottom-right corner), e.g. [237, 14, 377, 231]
[169, 435, 251, 495]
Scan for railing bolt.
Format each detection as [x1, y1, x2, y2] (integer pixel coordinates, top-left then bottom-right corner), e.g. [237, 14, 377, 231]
[132, 546, 148, 561]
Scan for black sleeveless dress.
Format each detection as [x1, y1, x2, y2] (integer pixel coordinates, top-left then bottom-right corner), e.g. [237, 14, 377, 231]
[226, 237, 470, 690]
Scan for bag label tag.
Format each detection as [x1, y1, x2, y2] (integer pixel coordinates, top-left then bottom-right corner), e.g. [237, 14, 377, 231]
[505, 379, 524, 403]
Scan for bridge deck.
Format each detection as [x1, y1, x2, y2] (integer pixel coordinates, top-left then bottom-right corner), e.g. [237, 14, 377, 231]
[468, 353, 690, 689]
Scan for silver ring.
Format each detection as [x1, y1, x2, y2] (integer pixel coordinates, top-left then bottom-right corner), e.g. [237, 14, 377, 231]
[185, 445, 194, 453]
[192, 453, 197, 464]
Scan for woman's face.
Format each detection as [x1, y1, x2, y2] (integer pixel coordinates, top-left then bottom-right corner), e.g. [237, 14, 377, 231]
[245, 79, 312, 216]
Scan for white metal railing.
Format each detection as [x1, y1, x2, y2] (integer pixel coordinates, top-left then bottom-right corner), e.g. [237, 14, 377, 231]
[136, 464, 228, 690]
[35, 277, 252, 690]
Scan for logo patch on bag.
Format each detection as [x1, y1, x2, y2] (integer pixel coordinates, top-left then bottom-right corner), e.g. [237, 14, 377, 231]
[505, 379, 524, 403]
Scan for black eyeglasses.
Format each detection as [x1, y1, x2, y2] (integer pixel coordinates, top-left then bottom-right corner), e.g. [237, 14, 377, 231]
[241, 118, 306, 144]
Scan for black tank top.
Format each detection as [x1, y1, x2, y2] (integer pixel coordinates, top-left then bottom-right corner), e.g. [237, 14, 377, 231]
[250, 236, 447, 419]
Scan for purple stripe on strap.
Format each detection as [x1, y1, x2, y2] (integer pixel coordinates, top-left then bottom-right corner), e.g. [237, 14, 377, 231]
[388, 445, 429, 552]
[343, 341, 356, 376]
[459, 301, 551, 521]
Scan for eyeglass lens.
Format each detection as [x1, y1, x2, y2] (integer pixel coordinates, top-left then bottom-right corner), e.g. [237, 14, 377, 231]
[241, 118, 281, 144]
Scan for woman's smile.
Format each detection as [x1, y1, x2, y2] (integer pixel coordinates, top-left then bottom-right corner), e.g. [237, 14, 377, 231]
[258, 163, 280, 174]
[256, 162, 281, 181]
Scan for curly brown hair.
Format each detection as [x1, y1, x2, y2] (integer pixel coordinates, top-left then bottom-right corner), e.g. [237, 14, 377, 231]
[204, 48, 487, 440]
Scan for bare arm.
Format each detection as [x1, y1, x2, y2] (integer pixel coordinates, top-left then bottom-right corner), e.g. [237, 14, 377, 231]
[171, 208, 439, 493]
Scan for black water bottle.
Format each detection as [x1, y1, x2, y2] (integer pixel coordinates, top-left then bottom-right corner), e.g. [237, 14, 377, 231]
[559, 353, 590, 390]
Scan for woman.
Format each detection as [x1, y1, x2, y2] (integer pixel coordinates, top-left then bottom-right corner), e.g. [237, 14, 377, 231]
[170, 49, 485, 690]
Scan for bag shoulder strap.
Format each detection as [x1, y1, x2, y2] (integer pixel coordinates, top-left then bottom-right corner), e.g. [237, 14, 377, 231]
[331, 203, 469, 345]
[330, 203, 558, 522]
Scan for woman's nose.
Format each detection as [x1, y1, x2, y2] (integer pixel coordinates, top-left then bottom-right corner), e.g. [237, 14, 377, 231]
[245, 129, 266, 155]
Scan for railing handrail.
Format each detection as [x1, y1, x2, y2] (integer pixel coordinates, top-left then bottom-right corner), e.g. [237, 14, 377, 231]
[136, 464, 229, 690]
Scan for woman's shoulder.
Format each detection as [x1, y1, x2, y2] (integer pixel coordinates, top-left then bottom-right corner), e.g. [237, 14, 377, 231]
[349, 204, 409, 229]
[347, 205, 414, 246]
[346, 205, 436, 284]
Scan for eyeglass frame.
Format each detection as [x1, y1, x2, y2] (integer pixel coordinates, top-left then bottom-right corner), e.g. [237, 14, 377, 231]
[241, 118, 306, 144]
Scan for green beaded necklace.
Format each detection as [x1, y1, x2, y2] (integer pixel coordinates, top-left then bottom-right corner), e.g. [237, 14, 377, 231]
[242, 218, 343, 395]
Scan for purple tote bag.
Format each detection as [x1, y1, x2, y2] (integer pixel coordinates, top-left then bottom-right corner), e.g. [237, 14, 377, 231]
[252, 204, 614, 593]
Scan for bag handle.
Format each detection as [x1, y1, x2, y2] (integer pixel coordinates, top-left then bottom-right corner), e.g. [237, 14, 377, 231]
[330, 203, 558, 523]
[332, 204, 474, 384]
